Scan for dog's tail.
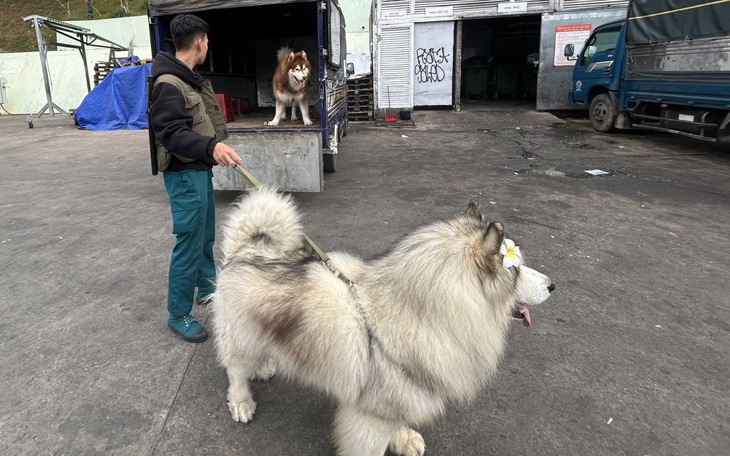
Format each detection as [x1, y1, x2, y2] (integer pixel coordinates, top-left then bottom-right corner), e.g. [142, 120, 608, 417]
[277, 47, 293, 63]
[220, 186, 304, 262]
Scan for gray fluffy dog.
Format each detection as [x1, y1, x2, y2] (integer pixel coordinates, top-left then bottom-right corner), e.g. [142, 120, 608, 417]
[211, 187, 554, 456]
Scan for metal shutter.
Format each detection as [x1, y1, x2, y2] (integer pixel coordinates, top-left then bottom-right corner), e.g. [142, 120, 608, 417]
[377, 25, 413, 108]
[561, 0, 629, 11]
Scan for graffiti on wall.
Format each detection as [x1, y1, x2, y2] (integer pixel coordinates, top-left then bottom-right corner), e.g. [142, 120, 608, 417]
[414, 47, 450, 83]
[413, 21, 454, 106]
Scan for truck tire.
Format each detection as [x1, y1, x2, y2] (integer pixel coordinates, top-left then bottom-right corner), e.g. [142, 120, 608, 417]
[589, 94, 615, 132]
[323, 153, 337, 173]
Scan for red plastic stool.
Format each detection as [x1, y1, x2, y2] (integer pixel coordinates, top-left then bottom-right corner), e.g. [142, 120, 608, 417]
[233, 97, 251, 115]
[215, 93, 235, 123]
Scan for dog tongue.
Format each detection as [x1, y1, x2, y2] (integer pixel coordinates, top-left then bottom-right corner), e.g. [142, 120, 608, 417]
[299, 81, 306, 90]
[517, 303, 532, 328]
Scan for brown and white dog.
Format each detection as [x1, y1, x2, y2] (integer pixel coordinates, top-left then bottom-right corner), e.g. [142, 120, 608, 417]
[267, 47, 312, 126]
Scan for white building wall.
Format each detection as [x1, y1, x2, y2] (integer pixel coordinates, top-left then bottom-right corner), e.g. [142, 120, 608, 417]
[60, 16, 152, 54]
[340, 0, 373, 55]
[373, 0, 628, 112]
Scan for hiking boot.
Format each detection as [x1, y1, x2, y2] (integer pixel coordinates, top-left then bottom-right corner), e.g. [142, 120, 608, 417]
[196, 295, 213, 307]
[168, 314, 208, 343]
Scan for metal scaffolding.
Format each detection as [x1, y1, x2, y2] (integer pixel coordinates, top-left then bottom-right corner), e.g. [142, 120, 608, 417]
[23, 15, 131, 128]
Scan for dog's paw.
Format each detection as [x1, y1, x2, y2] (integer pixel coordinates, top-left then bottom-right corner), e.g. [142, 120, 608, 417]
[228, 398, 256, 423]
[389, 427, 426, 456]
[302, 119, 313, 126]
[251, 359, 276, 381]
[266, 120, 279, 126]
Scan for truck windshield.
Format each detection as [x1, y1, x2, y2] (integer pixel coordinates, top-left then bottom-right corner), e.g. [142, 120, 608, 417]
[580, 25, 622, 65]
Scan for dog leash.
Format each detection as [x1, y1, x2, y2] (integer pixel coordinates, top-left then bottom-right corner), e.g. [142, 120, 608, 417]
[230, 163, 354, 288]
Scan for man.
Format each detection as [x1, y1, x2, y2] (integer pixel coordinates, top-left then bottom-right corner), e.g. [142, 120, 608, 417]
[149, 14, 241, 342]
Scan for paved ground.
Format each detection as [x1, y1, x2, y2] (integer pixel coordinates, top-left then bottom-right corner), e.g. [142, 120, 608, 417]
[1, 104, 728, 456]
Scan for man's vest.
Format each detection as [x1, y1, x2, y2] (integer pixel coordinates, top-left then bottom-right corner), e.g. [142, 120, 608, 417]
[153, 74, 230, 172]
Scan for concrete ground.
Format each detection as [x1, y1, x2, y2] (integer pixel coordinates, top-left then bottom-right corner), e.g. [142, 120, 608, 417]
[1, 104, 728, 456]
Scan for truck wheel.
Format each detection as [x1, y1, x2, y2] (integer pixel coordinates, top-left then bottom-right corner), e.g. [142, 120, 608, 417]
[589, 94, 615, 132]
[323, 153, 337, 173]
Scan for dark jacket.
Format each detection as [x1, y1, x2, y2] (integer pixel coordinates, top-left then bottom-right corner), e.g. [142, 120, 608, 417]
[150, 52, 219, 172]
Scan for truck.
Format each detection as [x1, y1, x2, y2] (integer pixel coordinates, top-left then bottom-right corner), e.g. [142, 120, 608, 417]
[564, 0, 730, 142]
[147, 0, 352, 192]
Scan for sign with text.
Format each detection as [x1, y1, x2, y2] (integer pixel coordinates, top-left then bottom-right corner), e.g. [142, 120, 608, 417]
[498, 2, 527, 14]
[553, 24, 592, 67]
[382, 10, 407, 19]
[425, 6, 453, 17]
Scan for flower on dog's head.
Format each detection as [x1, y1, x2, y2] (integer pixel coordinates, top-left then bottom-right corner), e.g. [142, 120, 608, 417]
[500, 238, 521, 269]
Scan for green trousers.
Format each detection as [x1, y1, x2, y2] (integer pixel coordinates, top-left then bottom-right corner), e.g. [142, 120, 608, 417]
[163, 169, 216, 320]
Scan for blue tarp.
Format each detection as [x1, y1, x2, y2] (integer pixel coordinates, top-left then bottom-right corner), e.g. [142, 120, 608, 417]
[75, 63, 152, 131]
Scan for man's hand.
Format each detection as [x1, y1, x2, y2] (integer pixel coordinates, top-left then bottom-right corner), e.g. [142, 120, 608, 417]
[212, 142, 242, 167]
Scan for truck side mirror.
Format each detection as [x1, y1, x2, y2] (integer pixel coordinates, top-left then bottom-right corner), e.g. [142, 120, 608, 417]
[346, 62, 354, 76]
[564, 44, 574, 57]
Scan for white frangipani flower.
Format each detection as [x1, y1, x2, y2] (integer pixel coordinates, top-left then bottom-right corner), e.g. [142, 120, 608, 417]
[500, 238, 522, 269]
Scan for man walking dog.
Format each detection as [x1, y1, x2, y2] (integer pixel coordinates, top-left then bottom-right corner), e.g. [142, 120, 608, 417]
[149, 14, 241, 342]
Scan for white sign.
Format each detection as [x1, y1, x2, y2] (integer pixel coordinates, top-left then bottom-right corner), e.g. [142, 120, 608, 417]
[554, 24, 592, 67]
[498, 2, 528, 14]
[425, 7, 453, 17]
[381, 10, 407, 19]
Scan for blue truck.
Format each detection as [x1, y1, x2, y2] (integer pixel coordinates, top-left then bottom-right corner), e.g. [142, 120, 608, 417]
[564, 0, 730, 142]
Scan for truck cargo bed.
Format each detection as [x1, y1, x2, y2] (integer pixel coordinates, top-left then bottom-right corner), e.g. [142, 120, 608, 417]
[225, 108, 323, 132]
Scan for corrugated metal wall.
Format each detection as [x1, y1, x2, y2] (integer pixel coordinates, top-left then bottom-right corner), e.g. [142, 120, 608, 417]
[562, 0, 628, 10]
[537, 8, 627, 110]
[377, 25, 412, 108]
[414, 0, 553, 15]
[381, 0, 411, 13]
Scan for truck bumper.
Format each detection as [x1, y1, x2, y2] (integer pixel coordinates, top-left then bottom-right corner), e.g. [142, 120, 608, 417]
[212, 132, 323, 192]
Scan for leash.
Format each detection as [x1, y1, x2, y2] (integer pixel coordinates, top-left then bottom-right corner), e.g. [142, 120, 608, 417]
[230, 163, 354, 288]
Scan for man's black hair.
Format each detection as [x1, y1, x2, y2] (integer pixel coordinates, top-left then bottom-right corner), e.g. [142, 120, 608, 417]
[169, 14, 209, 51]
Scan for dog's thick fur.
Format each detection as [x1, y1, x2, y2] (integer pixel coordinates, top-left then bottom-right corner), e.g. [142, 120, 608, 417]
[267, 47, 312, 126]
[211, 187, 554, 456]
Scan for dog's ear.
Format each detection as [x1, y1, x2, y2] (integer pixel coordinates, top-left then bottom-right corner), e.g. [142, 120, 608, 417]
[465, 201, 482, 220]
[300, 51, 307, 60]
[484, 222, 504, 253]
[286, 51, 295, 63]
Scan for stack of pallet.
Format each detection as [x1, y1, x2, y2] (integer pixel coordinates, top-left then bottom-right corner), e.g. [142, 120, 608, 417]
[93, 59, 153, 87]
[347, 75, 373, 122]
[93, 61, 115, 86]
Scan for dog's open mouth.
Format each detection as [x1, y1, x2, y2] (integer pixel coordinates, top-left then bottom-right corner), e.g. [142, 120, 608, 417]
[294, 76, 306, 90]
[513, 303, 532, 328]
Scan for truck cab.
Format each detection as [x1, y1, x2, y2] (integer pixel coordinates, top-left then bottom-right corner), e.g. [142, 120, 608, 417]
[565, 19, 626, 132]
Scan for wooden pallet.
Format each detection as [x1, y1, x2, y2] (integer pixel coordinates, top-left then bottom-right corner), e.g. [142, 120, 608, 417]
[93, 61, 115, 86]
[347, 75, 374, 121]
[348, 111, 373, 122]
[348, 76, 372, 90]
[93, 59, 153, 86]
